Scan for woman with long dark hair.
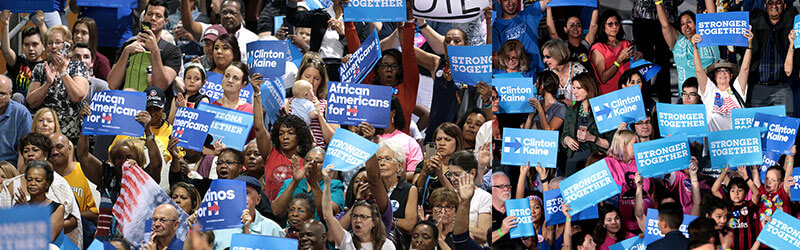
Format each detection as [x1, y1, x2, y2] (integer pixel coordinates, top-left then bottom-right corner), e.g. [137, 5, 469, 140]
[590, 10, 642, 94]
[560, 73, 613, 176]
[210, 33, 241, 74]
[71, 17, 110, 80]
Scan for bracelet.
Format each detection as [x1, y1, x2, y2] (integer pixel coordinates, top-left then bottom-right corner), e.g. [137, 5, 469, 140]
[566, 217, 571, 221]
[613, 61, 621, 67]
[497, 229, 504, 237]
[482, 100, 493, 109]
[655, 0, 663, 5]
[59, 70, 69, 78]
[418, 23, 429, 30]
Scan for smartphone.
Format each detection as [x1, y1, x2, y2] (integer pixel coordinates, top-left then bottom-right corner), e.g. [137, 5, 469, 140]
[59, 42, 70, 57]
[141, 21, 151, 32]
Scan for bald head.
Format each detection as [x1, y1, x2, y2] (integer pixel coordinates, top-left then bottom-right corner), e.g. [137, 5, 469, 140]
[0, 75, 10, 111]
[151, 204, 180, 240]
[0, 75, 10, 89]
[299, 219, 327, 250]
[47, 133, 72, 167]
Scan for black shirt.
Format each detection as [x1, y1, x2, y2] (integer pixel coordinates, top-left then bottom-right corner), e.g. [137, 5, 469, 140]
[6, 55, 43, 97]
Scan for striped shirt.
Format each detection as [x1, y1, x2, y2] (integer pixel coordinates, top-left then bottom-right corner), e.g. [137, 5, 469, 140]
[286, 98, 328, 148]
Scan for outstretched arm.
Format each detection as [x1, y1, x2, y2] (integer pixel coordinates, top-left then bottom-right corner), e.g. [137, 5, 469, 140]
[366, 155, 389, 214]
[321, 165, 346, 245]
[691, 35, 708, 95]
[655, 0, 678, 50]
[251, 74, 274, 160]
[737, 28, 753, 94]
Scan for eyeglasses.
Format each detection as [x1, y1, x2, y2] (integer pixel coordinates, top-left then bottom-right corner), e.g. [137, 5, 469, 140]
[0, 91, 8, 97]
[377, 156, 398, 163]
[152, 217, 178, 224]
[543, 55, 552, 59]
[433, 205, 456, 212]
[493, 184, 512, 189]
[378, 63, 399, 69]
[444, 171, 463, 179]
[681, 92, 700, 97]
[216, 160, 241, 166]
[606, 22, 621, 27]
[351, 213, 371, 221]
[506, 56, 519, 61]
[634, 120, 651, 126]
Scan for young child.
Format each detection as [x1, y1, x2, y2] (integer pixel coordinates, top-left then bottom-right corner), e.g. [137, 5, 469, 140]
[745, 146, 795, 232]
[288, 79, 316, 126]
[169, 63, 210, 123]
[711, 166, 757, 250]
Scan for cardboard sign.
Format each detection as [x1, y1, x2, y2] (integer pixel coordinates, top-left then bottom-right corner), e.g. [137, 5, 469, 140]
[448, 44, 492, 86]
[196, 102, 255, 151]
[756, 210, 800, 249]
[0, 206, 50, 250]
[709, 128, 763, 169]
[326, 82, 393, 128]
[494, 77, 535, 114]
[305, 0, 333, 10]
[634, 135, 691, 178]
[259, 78, 286, 125]
[76, 0, 136, 8]
[543, 189, 599, 226]
[752, 113, 800, 154]
[631, 59, 662, 81]
[696, 12, 750, 47]
[791, 167, 800, 201]
[231, 233, 299, 249]
[0, 0, 59, 12]
[656, 103, 708, 138]
[83, 90, 146, 137]
[505, 198, 535, 239]
[246, 41, 288, 79]
[172, 107, 215, 151]
[548, 0, 597, 7]
[732, 106, 786, 130]
[340, 29, 381, 84]
[589, 85, 647, 133]
[412, 0, 490, 23]
[344, 0, 406, 22]
[609, 236, 645, 250]
[762, 151, 782, 183]
[323, 128, 380, 171]
[197, 179, 247, 231]
[644, 208, 697, 245]
[560, 160, 621, 216]
[493, 72, 524, 78]
[501, 128, 559, 168]
[200, 71, 255, 104]
[794, 15, 800, 48]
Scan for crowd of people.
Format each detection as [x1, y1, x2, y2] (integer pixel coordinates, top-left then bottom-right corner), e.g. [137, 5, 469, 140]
[2, 0, 800, 249]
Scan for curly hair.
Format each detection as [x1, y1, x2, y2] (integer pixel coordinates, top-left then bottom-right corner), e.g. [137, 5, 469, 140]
[271, 114, 313, 158]
[25, 160, 55, 189]
[18, 133, 53, 158]
[290, 193, 316, 220]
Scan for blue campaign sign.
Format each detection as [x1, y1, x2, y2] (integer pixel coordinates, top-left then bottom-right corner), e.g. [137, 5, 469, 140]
[340, 29, 381, 84]
[344, 0, 406, 22]
[197, 179, 247, 231]
[493, 72, 524, 78]
[505, 198, 535, 239]
[791, 167, 800, 201]
[326, 82, 393, 128]
[448, 44, 492, 86]
[634, 135, 691, 178]
[501, 128, 559, 168]
[644, 208, 697, 245]
[548, 0, 597, 7]
[560, 160, 621, 216]
[289, 42, 303, 67]
[753, 113, 800, 154]
[231, 233, 298, 249]
[609, 236, 645, 250]
[83, 90, 146, 137]
[247, 41, 288, 79]
[795, 15, 800, 48]
[323, 128, 380, 171]
[200, 71, 255, 104]
[630, 59, 661, 81]
[656, 103, 708, 138]
[172, 107, 215, 151]
[696, 12, 749, 47]
[260, 77, 286, 125]
[0, 0, 58, 12]
[305, 0, 333, 10]
[274, 16, 285, 34]
[756, 210, 800, 249]
[732, 106, 786, 130]
[761, 151, 782, 183]
[543, 189, 599, 226]
[709, 128, 763, 169]
[0, 206, 51, 250]
[196, 103, 255, 151]
[54, 231, 79, 250]
[589, 85, 647, 133]
[76, 0, 136, 8]
[494, 77, 535, 114]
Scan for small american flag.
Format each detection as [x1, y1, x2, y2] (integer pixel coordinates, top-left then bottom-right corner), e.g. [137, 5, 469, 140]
[112, 161, 189, 248]
[713, 93, 740, 116]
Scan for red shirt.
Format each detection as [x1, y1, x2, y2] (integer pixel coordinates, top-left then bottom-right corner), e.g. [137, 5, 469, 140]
[756, 185, 790, 232]
[263, 148, 303, 201]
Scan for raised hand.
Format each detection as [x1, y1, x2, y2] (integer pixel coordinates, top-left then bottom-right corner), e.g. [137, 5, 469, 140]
[251, 73, 263, 93]
[457, 171, 475, 202]
[135, 111, 152, 127]
[1, 10, 11, 27]
[175, 93, 187, 108]
[691, 34, 702, 46]
[290, 155, 305, 180]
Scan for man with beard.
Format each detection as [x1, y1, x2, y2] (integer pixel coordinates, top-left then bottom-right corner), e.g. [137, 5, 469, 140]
[490, 172, 522, 249]
[180, 0, 258, 62]
[298, 219, 327, 250]
[142, 204, 183, 250]
[49, 132, 98, 247]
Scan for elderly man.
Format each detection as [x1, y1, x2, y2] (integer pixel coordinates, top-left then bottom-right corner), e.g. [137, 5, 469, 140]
[490, 172, 518, 248]
[143, 204, 184, 250]
[0, 75, 31, 166]
[298, 219, 327, 250]
[212, 175, 284, 250]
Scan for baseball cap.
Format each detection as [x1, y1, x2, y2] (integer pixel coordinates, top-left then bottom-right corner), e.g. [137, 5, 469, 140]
[235, 175, 262, 192]
[202, 25, 227, 42]
[145, 86, 166, 109]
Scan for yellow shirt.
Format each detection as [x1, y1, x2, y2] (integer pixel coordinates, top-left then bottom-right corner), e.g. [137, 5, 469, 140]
[110, 123, 174, 163]
[62, 163, 98, 213]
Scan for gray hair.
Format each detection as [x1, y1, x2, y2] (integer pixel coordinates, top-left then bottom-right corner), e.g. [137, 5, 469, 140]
[378, 140, 405, 165]
[307, 146, 326, 157]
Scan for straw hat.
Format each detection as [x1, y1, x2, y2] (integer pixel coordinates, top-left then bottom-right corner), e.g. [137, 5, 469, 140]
[705, 59, 739, 80]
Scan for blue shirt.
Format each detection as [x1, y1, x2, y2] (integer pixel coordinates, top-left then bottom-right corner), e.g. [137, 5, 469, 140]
[492, 3, 545, 74]
[0, 100, 31, 166]
[79, 6, 135, 48]
[164, 236, 184, 250]
[277, 178, 345, 222]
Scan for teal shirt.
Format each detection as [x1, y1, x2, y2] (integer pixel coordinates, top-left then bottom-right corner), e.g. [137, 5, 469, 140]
[277, 178, 346, 223]
[673, 35, 720, 90]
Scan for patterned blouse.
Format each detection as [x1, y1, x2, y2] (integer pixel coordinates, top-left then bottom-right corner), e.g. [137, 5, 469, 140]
[31, 60, 89, 142]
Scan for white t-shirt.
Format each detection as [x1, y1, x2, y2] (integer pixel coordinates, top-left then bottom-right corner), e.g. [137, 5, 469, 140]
[338, 231, 396, 250]
[470, 187, 492, 229]
[702, 78, 744, 132]
[200, 23, 259, 62]
[318, 8, 345, 59]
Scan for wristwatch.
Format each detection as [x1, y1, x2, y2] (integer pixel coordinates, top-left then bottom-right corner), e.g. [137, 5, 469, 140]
[59, 70, 68, 78]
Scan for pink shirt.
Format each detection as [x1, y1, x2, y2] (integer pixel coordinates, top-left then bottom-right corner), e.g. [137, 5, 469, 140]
[599, 232, 636, 250]
[377, 130, 423, 171]
[604, 157, 650, 191]
[590, 40, 631, 94]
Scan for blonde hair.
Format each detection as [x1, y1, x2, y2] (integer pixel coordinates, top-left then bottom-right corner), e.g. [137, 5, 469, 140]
[0, 161, 20, 179]
[297, 52, 329, 100]
[495, 40, 530, 72]
[46, 25, 72, 44]
[606, 130, 636, 162]
[110, 138, 147, 167]
[32, 108, 60, 135]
